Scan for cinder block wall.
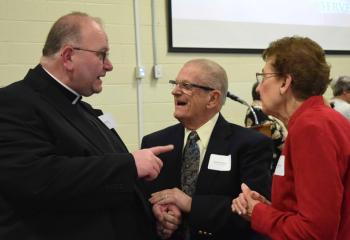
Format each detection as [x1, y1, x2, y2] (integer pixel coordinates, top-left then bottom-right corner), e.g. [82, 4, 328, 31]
[1, 0, 349, 151]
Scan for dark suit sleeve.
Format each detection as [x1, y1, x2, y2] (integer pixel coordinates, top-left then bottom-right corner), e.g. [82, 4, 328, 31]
[189, 132, 272, 239]
[0, 89, 138, 211]
[139, 135, 165, 199]
[238, 134, 272, 198]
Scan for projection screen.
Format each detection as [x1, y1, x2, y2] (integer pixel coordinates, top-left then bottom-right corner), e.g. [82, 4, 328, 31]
[168, 0, 350, 54]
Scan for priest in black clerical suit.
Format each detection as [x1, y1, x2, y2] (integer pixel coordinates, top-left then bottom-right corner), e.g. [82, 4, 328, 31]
[0, 12, 172, 240]
[0, 64, 156, 240]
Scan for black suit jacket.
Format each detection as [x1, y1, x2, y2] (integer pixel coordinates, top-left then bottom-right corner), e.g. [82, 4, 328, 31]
[0, 65, 155, 240]
[141, 115, 273, 240]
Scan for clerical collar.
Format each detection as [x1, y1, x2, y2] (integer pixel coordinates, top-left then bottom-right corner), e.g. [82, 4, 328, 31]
[42, 66, 81, 104]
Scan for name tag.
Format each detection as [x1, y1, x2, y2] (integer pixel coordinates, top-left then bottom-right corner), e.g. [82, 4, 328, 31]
[98, 113, 116, 130]
[208, 154, 231, 171]
[274, 155, 285, 176]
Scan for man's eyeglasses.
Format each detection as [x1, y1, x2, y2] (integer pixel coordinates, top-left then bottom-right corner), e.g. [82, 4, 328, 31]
[256, 72, 281, 84]
[169, 80, 214, 94]
[73, 47, 109, 63]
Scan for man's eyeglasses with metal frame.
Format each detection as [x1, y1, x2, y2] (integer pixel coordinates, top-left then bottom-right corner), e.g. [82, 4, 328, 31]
[73, 47, 109, 63]
[169, 80, 214, 93]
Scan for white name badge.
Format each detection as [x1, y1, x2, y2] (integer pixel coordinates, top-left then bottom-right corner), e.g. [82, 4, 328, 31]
[208, 154, 231, 171]
[274, 155, 285, 176]
[98, 113, 117, 130]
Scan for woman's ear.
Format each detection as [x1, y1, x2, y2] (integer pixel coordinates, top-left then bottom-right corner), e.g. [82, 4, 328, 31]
[280, 74, 292, 95]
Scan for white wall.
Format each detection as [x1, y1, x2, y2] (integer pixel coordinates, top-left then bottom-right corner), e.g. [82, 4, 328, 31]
[1, 0, 349, 151]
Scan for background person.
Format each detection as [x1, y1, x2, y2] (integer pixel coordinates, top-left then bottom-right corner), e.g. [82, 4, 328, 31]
[245, 82, 286, 173]
[141, 59, 273, 240]
[329, 75, 350, 120]
[0, 12, 173, 240]
[232, 36, 350, 240]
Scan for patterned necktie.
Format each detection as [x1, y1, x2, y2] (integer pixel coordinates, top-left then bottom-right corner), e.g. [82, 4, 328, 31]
[181, 131, 200, 196]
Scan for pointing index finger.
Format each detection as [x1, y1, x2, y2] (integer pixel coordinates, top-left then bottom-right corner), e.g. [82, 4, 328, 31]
[149, 145, 174, 155]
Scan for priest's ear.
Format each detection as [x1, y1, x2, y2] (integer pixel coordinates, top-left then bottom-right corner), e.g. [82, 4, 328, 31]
[60, 46, 75, 71]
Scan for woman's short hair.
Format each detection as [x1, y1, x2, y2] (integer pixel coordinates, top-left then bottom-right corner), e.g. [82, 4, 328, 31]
[262, 36, 331, 100]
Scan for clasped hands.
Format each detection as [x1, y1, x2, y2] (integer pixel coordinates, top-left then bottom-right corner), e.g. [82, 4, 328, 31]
[149, 188, 191, 239]
[231, 183, 271, 221]
[149, 184, 271, 238]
